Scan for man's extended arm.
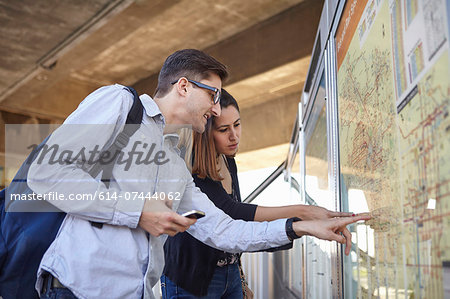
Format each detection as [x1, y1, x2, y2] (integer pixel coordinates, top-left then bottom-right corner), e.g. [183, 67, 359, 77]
[177, 179, 369, 254]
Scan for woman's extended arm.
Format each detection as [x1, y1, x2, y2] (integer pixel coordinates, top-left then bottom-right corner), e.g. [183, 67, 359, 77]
[254, 205, 354, 222]
[196, 157, 353, 223]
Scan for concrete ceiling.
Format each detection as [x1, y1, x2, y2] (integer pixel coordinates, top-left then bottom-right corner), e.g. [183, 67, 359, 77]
[0, 0, 323, 174]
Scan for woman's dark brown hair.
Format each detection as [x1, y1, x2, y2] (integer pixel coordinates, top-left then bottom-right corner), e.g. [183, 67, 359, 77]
[192, 89, 240, 180]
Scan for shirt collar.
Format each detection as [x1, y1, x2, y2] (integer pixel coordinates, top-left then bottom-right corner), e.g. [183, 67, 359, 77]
[139, 93, 181, 149]
[139, 94, 165, 122]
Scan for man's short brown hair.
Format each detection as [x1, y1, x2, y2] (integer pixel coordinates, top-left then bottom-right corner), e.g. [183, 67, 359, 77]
[154, 49, 228, 98]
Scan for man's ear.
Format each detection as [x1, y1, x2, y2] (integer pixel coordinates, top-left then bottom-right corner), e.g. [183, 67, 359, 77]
[175, 77, 189, 97]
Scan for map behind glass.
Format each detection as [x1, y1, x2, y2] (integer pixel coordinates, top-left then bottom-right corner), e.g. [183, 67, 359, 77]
[336, 0, 449, 297]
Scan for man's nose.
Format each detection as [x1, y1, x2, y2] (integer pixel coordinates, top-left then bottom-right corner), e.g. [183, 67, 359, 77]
[211, 102, 221, 117]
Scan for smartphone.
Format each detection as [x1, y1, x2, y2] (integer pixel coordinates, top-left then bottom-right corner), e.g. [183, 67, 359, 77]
[181, 210, 205, 219]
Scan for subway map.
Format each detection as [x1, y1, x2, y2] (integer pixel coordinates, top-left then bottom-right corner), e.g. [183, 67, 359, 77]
[336, 0, 449, 297]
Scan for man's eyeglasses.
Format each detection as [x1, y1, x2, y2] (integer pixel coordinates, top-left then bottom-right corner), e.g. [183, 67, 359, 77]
[171, 78, 221, 105]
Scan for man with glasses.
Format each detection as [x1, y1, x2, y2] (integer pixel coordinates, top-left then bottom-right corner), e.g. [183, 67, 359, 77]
[166, 77, 221, 133]
[27, 49, 369, 299]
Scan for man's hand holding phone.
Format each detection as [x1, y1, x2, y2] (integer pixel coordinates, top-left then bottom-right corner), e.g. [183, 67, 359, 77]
[138, 195, 197, 237]
[182, 210, 205, 219]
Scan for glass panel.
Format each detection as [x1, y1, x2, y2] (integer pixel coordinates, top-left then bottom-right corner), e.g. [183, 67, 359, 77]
[239, 163, 303, 298]
[336, 0, 450, 298]
[304, 72, 333, 298]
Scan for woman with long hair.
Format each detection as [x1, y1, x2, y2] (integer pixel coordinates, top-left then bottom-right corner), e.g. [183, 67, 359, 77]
[161, 89, 354, 298]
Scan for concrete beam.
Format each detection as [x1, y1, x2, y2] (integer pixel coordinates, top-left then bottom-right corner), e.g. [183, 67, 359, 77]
[239, 91, 301, 153]
[0, 0, 180, 110]
[133, 0, 323, 95]
[1, 78, 100, 121]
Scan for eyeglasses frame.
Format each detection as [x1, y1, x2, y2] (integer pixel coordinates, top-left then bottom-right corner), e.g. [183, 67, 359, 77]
[171, 78, 221, 105]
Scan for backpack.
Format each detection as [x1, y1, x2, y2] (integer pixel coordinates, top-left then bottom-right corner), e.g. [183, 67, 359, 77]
[0, 86, 144, 299]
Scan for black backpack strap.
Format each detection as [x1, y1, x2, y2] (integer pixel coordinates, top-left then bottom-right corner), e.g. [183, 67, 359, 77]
[88, 86, 144, 229]
[123, 86, 144, 125]
[88, 86, 144, 182]
[99, 86, 144, 187]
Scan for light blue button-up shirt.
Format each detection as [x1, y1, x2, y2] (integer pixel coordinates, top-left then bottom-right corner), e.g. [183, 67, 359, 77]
[28, 84, 290, 299]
